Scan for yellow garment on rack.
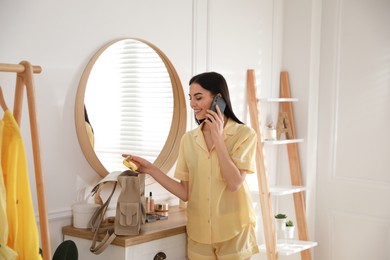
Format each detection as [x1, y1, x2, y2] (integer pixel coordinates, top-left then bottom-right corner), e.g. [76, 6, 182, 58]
[2, 110, 41, 259]
[0, 115, 18, 260]
[85, 121, 94, 147]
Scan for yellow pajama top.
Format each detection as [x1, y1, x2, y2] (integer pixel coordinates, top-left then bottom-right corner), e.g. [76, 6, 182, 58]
[2, 110, 41, 259]
[174, 118, 257, 244]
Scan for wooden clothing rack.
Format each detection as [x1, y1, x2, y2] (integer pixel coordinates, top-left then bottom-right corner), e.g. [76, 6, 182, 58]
[0, 61, 51, 259]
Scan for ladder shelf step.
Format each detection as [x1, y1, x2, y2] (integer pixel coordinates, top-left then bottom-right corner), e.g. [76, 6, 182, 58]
[270, 186, 306, 196]
[259, 239, 318, 256]
[263, 139, 304, 145]
[251, 186, 306, 199]
[259, 98, 299, 102]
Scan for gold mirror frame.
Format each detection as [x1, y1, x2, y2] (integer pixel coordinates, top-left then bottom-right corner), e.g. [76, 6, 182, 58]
[75, 38, 187, 177]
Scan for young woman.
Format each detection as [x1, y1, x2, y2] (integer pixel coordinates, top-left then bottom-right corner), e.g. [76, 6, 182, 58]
[123, 72, 259, 260]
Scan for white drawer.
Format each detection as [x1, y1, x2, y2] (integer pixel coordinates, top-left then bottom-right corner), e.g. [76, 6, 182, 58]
[64, 233, 186, 260]
[125, 233, 186, 259]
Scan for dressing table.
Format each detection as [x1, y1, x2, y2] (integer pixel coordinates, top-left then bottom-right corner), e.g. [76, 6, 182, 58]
[63, 206, 187, 259]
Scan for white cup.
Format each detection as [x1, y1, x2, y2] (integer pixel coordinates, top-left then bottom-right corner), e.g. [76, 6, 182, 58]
[264, 128, 277, 141]
[72, 203, 100, 229]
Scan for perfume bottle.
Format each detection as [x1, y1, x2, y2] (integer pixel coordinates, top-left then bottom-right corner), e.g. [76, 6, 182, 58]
[146, 196, 150, 213]
[149, 192, 155, 213]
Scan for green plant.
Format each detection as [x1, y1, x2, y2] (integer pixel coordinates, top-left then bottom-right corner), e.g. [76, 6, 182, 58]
[286, 220, 294, 227]
[274, 213, 287, 219]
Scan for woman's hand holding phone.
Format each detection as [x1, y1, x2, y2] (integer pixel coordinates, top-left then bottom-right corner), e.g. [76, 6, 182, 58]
[206, 95, 226, 139]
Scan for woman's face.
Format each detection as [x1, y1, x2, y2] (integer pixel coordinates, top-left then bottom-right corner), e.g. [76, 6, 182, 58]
[189, 83, 214, 121]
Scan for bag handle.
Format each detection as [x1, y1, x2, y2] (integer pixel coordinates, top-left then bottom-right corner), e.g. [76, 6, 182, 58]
[90, 182, 118, 255]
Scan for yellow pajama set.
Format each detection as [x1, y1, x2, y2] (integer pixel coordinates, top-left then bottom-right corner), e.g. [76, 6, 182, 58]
[174, 118, 259, 260]
[1, 110, 42, 260]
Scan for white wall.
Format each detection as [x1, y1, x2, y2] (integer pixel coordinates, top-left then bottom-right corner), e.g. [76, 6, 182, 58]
[276, 0, 322, 247]
[315, 0, 390, 259]
[1, 0, 287, 257]
[0, 0, 194, 253]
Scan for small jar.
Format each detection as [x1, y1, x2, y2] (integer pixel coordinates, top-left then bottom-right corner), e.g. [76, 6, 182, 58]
[154, 203, 169, 212]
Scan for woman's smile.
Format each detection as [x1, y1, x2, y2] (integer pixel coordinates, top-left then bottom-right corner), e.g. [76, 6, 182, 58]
[193, 108, 203, 118]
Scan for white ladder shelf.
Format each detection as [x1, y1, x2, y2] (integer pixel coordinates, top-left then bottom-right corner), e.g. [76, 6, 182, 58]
[247, 69, 317, 260]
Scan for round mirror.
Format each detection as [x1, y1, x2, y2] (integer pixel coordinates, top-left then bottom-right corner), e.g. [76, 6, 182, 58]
[75, 38, 186, 179]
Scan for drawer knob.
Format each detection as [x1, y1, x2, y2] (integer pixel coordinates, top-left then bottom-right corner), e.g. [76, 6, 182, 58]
[154, 252, 167, 260]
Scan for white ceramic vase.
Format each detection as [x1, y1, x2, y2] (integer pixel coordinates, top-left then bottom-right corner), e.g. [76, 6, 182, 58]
[285, 226, 295, 239]
[275, 218, 287, 231]
[275, 218, 287, 239]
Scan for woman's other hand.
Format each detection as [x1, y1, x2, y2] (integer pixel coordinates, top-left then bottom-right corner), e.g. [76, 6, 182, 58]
[122, 154, 154, 174]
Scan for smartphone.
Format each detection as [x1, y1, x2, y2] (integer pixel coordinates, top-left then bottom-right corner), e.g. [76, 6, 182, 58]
[210, 95, 226, 114]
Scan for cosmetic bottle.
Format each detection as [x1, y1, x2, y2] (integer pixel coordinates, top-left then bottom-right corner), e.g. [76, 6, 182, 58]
[149, 192, 154, 213]
[146, 196, 150, 213]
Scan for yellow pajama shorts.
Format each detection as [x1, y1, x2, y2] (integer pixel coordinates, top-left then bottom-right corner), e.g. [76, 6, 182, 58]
[187, 224, 259, 260]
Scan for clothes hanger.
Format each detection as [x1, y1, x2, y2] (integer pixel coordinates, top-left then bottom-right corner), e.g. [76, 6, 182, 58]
[0, 86, 9, 111]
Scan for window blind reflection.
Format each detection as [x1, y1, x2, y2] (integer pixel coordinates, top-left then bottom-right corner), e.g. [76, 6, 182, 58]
[85, 39, 173, 172]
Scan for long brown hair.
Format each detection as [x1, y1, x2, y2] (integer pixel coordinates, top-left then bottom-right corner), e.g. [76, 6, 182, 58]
[189, 72, 244, 125]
